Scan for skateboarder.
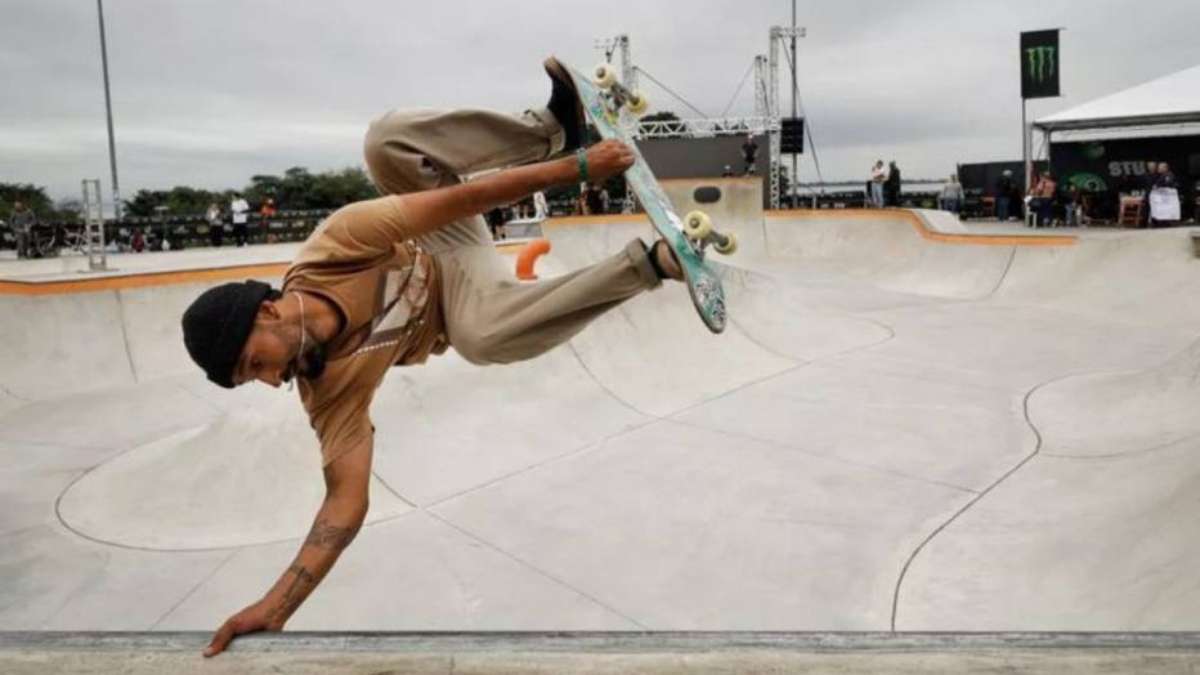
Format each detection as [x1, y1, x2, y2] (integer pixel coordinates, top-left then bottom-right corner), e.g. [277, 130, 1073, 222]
[181, 57, 682, 657]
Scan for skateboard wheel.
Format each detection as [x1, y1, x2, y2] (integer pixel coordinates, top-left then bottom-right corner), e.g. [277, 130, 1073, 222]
[713, 231, 738, 255]
[594, 63, 617, 89]
[627, 92, 649, 116]
[683, 211, 713, 240]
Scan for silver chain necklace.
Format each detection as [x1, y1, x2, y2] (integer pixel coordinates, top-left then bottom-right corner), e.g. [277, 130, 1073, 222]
[289, 291, 305, 391]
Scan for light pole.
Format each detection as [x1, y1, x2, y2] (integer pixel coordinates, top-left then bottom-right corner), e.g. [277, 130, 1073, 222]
[96, 0, 121, 220]
[791, 0, 798, 207]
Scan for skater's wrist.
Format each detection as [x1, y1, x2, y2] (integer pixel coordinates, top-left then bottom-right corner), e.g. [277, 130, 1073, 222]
[546, 155, 580, 187]
[575, 149, 589, 184]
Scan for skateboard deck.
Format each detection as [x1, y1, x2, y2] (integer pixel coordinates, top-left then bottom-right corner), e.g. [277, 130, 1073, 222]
[563, 63, 728, 334]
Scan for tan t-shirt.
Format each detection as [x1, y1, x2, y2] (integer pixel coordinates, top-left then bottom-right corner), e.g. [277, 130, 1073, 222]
[282, 195, 447, 466]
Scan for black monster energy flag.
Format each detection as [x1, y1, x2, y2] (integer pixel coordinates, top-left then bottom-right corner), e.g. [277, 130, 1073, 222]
[1021, 29, 1061, 99]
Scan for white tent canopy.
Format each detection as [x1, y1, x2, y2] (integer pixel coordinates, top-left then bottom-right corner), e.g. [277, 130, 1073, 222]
[1034, 64, 1200, 132]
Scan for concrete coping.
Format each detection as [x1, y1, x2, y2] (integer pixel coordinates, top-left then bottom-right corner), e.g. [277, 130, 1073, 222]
[4, 631, 1200, 653]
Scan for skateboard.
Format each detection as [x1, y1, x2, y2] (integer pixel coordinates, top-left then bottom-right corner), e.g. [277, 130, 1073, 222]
[563, 62, 737, 334]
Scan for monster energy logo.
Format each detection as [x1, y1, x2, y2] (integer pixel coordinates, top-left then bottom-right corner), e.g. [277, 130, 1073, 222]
[1025, 46, 1057, 83]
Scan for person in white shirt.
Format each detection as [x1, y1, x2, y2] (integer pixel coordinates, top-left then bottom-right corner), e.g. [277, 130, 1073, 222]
[230, 194, 250, 246]
[869, 160, 888, 208]
[939, 174, 964, 216]
[532, 191, 548, 219]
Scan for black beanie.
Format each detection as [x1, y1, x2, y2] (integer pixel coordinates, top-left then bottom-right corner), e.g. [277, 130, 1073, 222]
[181, 280, 275, 388]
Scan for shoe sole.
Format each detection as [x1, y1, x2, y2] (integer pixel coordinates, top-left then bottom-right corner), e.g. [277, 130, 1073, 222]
[543, 57, 586, 131]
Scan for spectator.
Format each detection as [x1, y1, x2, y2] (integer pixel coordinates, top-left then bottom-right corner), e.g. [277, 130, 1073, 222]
[1148, 162, 1180, 227]
[9, 201, 36, 259]
[205, 202, 224, 247]
[869, 160, 888, 208]
[230, 193, 250, 246]
[533, 191, 548, 220]
[585, 183, 604, 215]
[884, 160, 902, 207]
[260, 197, 277, 223]
[576, 183, 590, 215]
[741, 134, 759, 175]
[485, 206, 507, 240]
[259, 198, 278, 243]
[996, 170, 1015, 222]
[939, 174, 964, 216]
[1027, 171, 1058, 227]
[1064, 184, 1083, 227]
[130, 227, 146, 253]
[599, 187, 611, 214]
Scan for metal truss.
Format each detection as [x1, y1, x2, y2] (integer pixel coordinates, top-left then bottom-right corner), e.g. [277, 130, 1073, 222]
[635, 116, 779, 139]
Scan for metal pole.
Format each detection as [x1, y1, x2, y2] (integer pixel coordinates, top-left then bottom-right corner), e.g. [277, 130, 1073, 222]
[1044, 128, 1053, 178]
[1021, 99, 1030, 193]
[97, 0, 121, 220]
[790, 0, 798, 207]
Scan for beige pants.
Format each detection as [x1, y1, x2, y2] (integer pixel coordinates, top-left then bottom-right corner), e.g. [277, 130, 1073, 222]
[363, 107, 660, 365]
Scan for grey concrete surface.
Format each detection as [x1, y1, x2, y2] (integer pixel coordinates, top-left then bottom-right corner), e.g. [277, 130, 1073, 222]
[2, 632, 1200, 674]
[2, 197, 1199, 670]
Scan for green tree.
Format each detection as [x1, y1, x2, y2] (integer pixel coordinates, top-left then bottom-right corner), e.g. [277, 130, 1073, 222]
[639, 110, 681, 124]
[121, 166, 378, 217]
[0, 183, 55, 219]
[125, 187, 224, 217]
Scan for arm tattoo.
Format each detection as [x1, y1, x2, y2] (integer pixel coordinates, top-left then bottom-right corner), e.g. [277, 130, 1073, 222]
[269, 564, 317, 624]
[305, 518, 361, 550]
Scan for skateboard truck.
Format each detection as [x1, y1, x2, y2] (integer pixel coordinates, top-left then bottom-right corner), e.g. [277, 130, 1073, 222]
[593, 64, 649, 116]
[682, 211, 739, 256]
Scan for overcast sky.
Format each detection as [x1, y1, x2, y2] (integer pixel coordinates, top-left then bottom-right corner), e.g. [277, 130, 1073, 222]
[3, 0, 1200, 201]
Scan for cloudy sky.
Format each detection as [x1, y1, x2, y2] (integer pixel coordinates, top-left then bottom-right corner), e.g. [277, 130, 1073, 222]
[3, 0, 1200, 201]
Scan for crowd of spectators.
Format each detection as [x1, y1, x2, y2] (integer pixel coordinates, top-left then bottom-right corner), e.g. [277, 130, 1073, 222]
[1, 194, 309, 258]
[1017, 162, 1183, 228]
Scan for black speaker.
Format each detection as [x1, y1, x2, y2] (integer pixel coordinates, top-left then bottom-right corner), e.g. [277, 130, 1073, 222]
[781, 117, 804, 154]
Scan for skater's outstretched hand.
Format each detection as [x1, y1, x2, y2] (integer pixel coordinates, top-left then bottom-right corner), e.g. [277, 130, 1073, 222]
[584, 139, 635, 182]
[204, 600, 277, 657]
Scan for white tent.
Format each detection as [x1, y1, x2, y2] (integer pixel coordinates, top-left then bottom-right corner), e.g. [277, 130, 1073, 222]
[1035, 64, 1200, 132]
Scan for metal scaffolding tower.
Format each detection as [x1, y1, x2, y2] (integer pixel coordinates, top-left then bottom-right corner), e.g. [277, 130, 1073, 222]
[592, 30, 806, 209]
[768, 25, 805, 209]
[81, 179, 107, 271]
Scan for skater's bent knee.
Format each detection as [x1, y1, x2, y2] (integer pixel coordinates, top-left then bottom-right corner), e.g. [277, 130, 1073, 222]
[449, 328, 500, 366]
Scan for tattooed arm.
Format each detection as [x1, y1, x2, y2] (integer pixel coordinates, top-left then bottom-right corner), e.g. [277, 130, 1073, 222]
[203, 441, 372, 658]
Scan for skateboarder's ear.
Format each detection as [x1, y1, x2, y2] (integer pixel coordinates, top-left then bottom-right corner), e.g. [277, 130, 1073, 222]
[254, 289, 286, 324]
[257, 298, 282, 322]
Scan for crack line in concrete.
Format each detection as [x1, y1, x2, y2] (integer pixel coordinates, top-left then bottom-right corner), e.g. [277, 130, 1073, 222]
[114, 291, 140, 384]
[667, 418, 979, 496]
[149, 549, 241, 629]
[888, 373, 1070, 631]
[982, 246, 1018, 300]
[425, 510, 649, 631]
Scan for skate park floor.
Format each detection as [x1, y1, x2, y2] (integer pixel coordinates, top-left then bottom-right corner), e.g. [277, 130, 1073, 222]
[3, 190, 1200, 671]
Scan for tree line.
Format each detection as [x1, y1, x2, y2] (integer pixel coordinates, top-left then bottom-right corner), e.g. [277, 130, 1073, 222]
[1, 166, 379, 223]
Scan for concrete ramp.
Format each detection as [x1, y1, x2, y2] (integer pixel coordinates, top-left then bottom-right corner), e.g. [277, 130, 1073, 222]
[2, 210, 1200, 651]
